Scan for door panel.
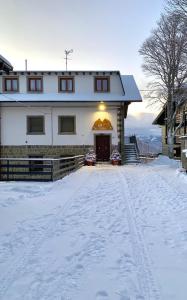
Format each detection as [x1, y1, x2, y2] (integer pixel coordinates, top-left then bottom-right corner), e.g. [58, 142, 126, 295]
[96, 135, 110, 161]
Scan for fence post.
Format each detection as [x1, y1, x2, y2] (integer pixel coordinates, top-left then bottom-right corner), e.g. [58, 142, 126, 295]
[7, 159, 9, 181]
[75, 157, 79, 170]
[50, 160, 53, 181]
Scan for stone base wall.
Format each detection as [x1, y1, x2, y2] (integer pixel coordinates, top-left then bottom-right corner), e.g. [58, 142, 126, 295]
[0, 144, 119, 160]
[0, 145, 92, 158]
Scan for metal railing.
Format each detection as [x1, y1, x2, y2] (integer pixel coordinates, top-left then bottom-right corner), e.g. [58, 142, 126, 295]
[0, 155, 84, 181]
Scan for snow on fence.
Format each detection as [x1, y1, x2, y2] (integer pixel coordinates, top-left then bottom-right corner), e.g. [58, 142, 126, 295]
[0, 155, 84, 181]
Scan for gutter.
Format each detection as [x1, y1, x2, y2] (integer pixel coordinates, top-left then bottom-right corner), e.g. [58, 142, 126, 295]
[0, 102, 2, 180]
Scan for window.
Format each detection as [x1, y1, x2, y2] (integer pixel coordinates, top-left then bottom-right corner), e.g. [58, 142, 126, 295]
[3, 77, 19, 92]
[59, 77, 74, 92]
[27, 116, 45, 134]
[29, 155, 43, 172]
[28, 77, 43, 92]
[58, 116, 76, 134]
[94, 77, 110, 92]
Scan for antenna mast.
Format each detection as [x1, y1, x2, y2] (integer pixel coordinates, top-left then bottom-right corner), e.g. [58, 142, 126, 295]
[64, 49, 73, 71]
[25, 59, 28, 71]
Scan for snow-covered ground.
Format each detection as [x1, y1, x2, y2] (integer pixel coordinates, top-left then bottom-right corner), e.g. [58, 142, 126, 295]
[0, 156, 187, 300]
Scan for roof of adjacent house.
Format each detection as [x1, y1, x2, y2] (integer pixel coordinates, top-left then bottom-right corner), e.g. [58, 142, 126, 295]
[0, 72, 142, 103]
[152, 106, 166, 125]
[0, 55, 13, 72]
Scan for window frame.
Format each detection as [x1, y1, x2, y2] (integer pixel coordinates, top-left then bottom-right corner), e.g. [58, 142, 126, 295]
[3, 76, 19, 93]
[27, 76, 43, 93]
[94, 76, 110, 93]
[58, 76, 74, 93]
[58, 115, 76, 135]
[27, 115, 45, 135]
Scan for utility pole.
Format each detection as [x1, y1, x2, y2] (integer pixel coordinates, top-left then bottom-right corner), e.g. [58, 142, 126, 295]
[64, 49, 73, 71]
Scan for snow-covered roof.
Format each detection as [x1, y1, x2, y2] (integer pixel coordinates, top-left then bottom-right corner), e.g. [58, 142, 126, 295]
[120, 75, 142, 102]
[0, 74, 142, 103]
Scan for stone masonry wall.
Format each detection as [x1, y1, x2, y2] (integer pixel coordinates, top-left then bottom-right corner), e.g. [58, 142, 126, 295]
[0, 145, 92, 158]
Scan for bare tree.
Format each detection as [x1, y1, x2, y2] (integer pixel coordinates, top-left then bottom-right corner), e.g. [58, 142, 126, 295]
[167, 0, 187, 16]
[139, 12, 187, 158]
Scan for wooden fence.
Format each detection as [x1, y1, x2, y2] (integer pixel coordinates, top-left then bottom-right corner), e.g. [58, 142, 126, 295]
[0, 155, 84, 181]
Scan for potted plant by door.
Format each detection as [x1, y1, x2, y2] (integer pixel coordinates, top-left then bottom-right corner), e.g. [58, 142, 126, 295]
[85, 148, 96, 166]
[110, 149, 121, 165]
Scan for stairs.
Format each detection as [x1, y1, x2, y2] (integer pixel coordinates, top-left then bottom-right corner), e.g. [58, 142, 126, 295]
[124, 143, 140, 164]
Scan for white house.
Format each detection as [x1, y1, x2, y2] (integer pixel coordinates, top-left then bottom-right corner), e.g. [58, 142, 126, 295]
[0, 65, 142, 164]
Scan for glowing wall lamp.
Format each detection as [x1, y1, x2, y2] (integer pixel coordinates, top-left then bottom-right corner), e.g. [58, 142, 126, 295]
[99, 101, 106, 111]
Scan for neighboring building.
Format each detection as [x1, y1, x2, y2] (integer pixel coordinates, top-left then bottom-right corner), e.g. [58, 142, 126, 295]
[153, 102, 187, 158]
[0, 65, 142, 164]
[0, 55, 13, 73]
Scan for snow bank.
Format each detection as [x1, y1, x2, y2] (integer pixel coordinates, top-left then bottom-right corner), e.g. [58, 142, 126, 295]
[182, 149, 187, 157]
[148, 155, 181, 168]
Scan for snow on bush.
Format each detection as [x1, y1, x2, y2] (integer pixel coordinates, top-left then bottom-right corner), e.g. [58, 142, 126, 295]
[110, 149, 121, 161]
[85, 148, 96, 163]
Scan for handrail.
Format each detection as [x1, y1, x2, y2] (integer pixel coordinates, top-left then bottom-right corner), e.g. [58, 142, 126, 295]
[0, 155, 84, 181]
[0, 155, 84, 161]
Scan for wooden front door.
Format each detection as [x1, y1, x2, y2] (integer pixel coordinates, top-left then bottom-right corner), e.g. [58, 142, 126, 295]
[95, 135, 110, 161]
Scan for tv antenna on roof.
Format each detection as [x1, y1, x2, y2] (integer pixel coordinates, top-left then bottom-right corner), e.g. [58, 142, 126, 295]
[64, 49, 73, 71]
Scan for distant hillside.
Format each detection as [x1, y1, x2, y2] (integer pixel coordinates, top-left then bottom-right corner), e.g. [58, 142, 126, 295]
[137, 135, 162, 155]
[125, 112, 161, 137]
[125, 112, 162, 154]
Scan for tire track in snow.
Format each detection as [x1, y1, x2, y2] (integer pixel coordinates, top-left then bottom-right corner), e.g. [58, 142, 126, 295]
[0, 170, 93, 299]
[37, 169, 128, 299]
[1, 165, 176, 299]
[138, 170, 187, 251]
[31, 168, 147, 299]
[118, 169, 161, 300]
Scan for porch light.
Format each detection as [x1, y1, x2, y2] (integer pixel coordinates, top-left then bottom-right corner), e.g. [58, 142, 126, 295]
[99, 101, 106, 111]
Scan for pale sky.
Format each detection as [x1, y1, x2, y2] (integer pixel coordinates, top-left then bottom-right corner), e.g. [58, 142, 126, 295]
[0, 0, 165, 115]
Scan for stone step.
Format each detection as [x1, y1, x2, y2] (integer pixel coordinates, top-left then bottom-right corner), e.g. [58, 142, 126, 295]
[124, 143, 140, 164]
[125, 160, 140, 164]
[124, 151, 137, 154]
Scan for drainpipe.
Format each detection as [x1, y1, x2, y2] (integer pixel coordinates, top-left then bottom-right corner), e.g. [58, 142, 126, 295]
[50, 107, 53, 146]
[0, 103, 2, 180]
[120, 102, 125, 164]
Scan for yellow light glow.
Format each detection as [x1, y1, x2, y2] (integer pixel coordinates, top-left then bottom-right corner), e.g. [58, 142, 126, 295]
[99, 101, 106, 111]
[93, 111, 109, 121]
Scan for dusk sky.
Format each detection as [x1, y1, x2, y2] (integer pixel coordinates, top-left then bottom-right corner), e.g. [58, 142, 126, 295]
[1, 0, 165, 117]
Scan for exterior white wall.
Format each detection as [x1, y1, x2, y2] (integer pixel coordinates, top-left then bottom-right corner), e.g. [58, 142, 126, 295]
[1, 106, 118, 146]
[0, 73, 124, 95]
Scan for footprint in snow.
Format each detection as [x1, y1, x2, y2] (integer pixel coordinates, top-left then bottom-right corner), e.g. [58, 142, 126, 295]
[75, 263, 84, 270]
[118, 290, 130, 300]
[95, 290, 109, 299]
[120, 296, 130, 300]
[182, 231, 187, 241]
